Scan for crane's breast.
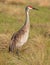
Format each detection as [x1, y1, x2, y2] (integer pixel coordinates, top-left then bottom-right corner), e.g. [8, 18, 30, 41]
[16, 30, 29, 47]
[21, 31, 29, 43]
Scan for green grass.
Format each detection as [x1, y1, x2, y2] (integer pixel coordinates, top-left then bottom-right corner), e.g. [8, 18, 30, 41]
[0, 6, 50, 65]
[0, 13, 23, 33]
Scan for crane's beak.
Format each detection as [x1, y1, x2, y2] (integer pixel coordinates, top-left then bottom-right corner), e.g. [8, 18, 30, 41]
[32, 8, 38, 10]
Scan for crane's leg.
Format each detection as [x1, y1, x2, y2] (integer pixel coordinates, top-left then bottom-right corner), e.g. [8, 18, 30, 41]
[16, 49, 24, 59]
[16, 49, 20, 56]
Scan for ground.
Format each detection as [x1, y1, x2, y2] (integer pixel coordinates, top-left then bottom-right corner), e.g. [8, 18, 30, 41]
[0, 1, 50, 65]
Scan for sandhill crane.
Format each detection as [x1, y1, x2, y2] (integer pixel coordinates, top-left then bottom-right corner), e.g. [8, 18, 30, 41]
[9, 6, 38, 54]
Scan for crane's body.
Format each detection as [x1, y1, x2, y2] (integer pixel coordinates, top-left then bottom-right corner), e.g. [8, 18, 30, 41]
[9, 6, 38, 53]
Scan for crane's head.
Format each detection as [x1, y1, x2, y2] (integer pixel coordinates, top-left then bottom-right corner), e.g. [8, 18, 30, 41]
[26, 5, 38, 11]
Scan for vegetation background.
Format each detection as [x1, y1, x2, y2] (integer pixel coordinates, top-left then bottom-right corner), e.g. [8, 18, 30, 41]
[0, 0, 50, 65]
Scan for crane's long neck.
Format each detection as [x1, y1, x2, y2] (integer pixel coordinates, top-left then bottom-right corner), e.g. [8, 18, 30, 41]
[25, 9, 30, 25]
[22, 8, 30, 32]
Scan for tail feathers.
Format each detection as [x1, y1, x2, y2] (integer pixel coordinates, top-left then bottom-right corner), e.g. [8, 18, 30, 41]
[9, 46, 11, 52]
[9, 40, 16, 52]
[9, 45, 14, 52]
[9, 44, 16, 52]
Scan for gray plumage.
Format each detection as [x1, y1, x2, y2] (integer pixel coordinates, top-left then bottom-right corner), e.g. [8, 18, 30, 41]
[9, 6, 38, 53]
